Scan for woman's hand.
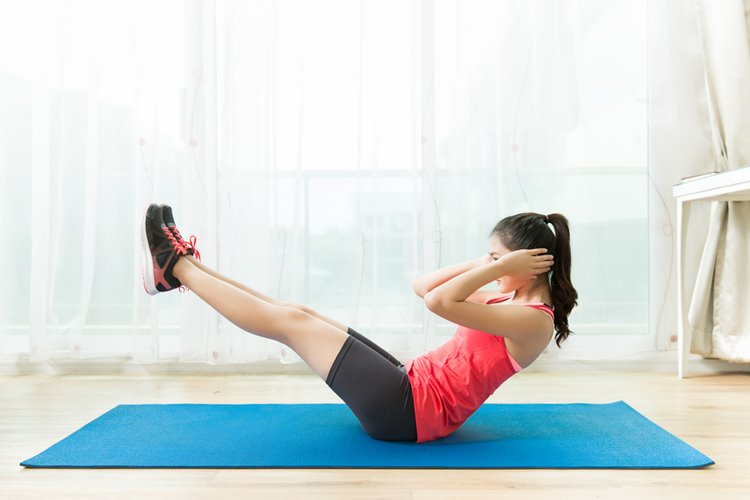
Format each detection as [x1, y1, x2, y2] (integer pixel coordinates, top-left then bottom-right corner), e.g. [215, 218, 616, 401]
[496, 248, 553, 280]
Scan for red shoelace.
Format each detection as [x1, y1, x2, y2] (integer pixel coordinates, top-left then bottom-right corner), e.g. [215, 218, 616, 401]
[178, 235, 201, 293]
[160, 225, 197, 293]
[162, 225, 188, 256]
[171, 226, 202, 262]
[167, 225, 202, 293]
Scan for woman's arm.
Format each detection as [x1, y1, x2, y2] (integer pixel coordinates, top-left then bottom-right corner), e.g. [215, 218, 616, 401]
[426, 259, 504, 305]
[412, 257, 486, 298]
[427, 248, 551, 305]
[423, 255, 552, 343]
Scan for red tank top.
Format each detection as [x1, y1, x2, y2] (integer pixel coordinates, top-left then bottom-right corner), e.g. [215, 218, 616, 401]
[404, 295, 554, 443]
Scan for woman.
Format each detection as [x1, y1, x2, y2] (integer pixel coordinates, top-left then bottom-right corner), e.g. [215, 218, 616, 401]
[141, 203, 578, 444]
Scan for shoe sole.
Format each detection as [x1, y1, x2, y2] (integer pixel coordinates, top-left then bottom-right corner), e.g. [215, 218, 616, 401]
[140, 203, 159, 295]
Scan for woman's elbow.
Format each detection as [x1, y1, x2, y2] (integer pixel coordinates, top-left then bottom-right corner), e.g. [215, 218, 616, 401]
[424, 290, 443, 311]
[412, 279, 426, 298]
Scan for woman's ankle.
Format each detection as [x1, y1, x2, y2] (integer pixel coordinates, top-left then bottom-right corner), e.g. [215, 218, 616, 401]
[184, 254, 201, 268]
[172, 255, 193, 283]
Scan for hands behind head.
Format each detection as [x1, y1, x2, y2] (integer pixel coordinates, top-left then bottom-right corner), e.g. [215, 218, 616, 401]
[492, 248, 553, 280]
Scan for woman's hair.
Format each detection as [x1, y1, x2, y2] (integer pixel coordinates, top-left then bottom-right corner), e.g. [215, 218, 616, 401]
[489, 212, 578, 348]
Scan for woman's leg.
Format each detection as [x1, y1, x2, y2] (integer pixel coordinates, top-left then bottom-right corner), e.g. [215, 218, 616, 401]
[346, 327, 404, 368]
[182, 255, 349, 333]
[172, 256, 349, 382]
[172, 256, 416, 441]
[326, 335, 417, 441]
[180, 256, 404, 368]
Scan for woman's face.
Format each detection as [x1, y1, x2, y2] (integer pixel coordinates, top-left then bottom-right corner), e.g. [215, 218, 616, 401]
[488, 237, 529, 293]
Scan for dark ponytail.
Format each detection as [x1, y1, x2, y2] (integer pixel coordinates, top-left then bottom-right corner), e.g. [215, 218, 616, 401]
[489, 212, 578, 348]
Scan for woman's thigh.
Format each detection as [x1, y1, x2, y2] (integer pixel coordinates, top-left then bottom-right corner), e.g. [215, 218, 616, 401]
[345, 327, 404, 367]
[325, 336, 417, 442]
[283, 302, 349, 333]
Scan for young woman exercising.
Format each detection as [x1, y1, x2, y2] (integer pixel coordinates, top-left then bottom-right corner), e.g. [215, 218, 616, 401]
[141, 203, 578, 444]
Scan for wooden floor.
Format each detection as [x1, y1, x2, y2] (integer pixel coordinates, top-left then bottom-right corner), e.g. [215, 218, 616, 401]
[2, 371, 748, 499]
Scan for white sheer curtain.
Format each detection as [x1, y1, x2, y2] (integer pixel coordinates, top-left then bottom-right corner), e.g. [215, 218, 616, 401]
[0, 0, 649, 368]
[686, 0, 750, 363]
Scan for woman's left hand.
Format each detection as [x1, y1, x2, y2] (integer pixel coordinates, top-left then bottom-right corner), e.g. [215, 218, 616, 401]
[496, 248, 554, 280]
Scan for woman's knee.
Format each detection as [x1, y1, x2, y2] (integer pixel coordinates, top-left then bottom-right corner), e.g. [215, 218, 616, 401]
[281, 302, 313, 315]
[282, 305, 317, 330]
[266, 305, 313, 342]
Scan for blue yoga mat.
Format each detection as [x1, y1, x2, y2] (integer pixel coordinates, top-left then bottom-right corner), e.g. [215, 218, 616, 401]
[20, 401, 713, 469]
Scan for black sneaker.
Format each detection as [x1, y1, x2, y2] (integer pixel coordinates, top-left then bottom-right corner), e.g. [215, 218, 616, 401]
[140, 203, 187, 295]
[160, 204, 202, 262]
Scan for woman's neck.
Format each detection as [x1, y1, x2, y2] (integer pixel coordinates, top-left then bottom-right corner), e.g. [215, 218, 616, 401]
[510, 287, 551, 306]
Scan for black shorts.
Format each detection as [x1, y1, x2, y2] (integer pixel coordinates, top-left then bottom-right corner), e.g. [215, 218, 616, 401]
[325, 327, 418, 442]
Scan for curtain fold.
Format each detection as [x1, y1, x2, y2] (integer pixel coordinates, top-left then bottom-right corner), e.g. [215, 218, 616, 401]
[687, 0, 750, 363]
